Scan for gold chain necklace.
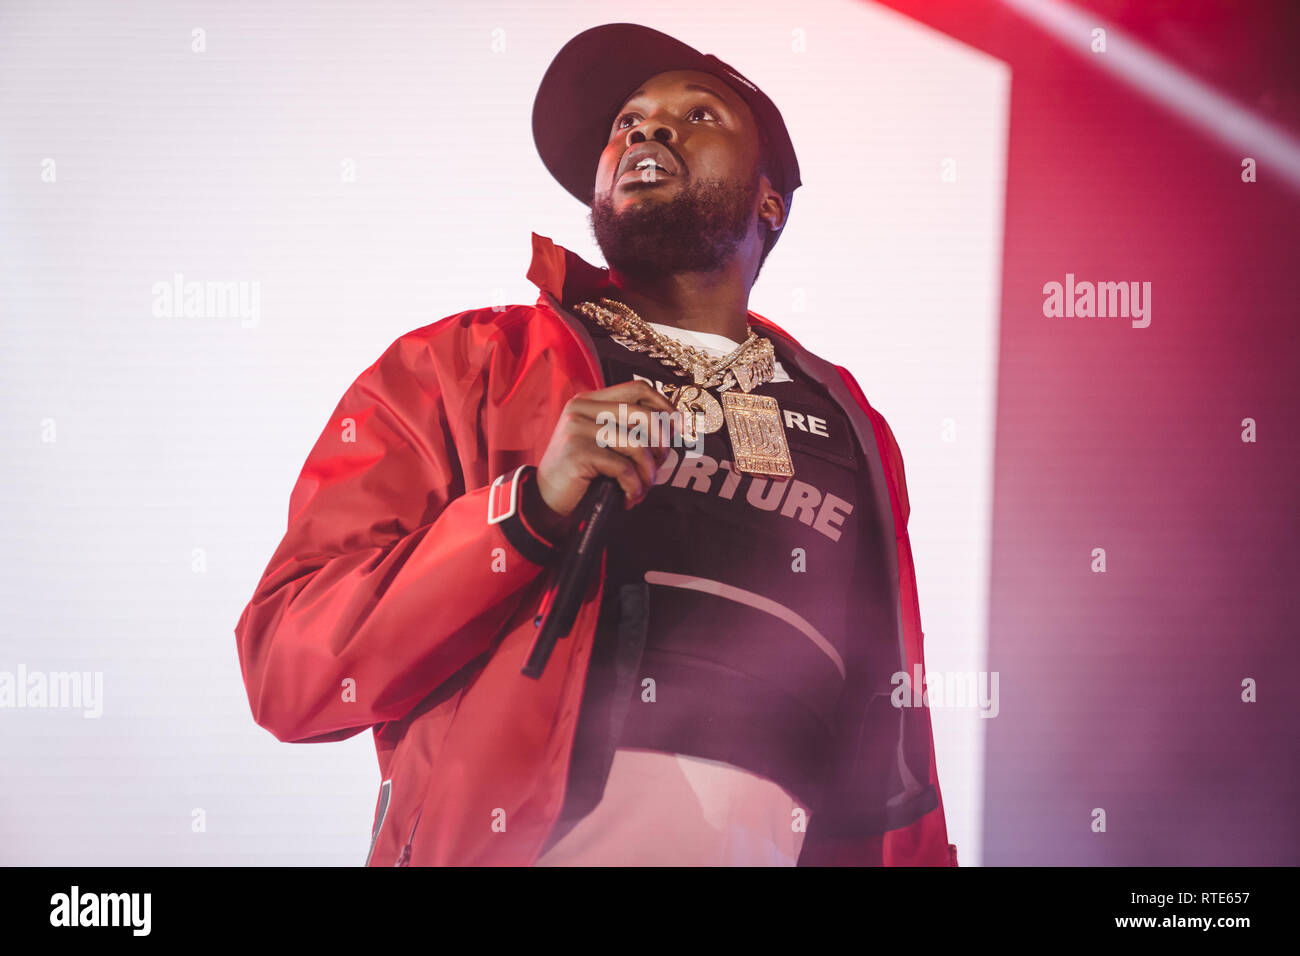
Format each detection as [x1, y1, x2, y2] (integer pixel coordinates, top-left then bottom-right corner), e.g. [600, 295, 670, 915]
[573, 297, 794, 478]
[595, 297, 774, 392]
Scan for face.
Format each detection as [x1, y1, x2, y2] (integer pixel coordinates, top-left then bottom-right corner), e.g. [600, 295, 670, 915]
[589, 69, 786, 282]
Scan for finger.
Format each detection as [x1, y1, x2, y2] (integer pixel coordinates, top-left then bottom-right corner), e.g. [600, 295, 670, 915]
[606, 435, 660, 496]
[585, 444, 646, 505]
[567, 417, 660, 497]
[564, 400, 676, 461]
[584, 380, 678, 417]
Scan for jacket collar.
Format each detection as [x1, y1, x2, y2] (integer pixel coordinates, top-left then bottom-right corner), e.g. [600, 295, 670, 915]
[526, 232, 614, 305]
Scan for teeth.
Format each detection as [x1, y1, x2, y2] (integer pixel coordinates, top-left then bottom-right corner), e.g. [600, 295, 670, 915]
[635, 158, 658, 169]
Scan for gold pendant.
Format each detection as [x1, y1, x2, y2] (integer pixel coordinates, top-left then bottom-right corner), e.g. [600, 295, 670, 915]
[664, 384, 724, 443]
[731, 362, 756, 393]
[721, 392, 794, 478]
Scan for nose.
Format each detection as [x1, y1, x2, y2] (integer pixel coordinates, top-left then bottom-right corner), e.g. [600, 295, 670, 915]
[626, 118, 675, 148]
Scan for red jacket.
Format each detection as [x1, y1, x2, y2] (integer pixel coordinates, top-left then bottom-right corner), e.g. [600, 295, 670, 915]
[234, 232, 957, 867]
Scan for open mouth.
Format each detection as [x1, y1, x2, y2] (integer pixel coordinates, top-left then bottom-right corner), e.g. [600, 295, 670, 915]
[616, 143, 682, 187]
[618, 159, 676, 185]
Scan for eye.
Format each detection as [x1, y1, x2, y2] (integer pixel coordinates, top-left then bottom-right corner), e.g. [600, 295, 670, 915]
[614, 105, 719, 133]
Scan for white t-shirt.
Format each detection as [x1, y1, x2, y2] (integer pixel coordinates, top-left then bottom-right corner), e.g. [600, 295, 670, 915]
[533, 749, 807, 866]
[643, 322, 793, 383]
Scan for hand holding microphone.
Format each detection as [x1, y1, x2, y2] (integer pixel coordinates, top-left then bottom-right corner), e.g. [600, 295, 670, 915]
[521, 380, 681, 678]
[534, 379, 680, 524]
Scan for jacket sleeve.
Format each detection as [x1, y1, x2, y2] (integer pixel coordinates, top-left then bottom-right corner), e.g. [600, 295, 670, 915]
[234, 331, 561, 744]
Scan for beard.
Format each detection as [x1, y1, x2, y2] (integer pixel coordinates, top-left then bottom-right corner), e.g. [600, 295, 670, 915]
[590, 175, 759, 283]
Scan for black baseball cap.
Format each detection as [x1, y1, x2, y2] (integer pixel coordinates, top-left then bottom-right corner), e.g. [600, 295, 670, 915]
[532, 23, 802, 207]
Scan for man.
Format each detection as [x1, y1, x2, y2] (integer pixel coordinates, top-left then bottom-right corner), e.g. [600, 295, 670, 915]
[234, 22, 956, 867]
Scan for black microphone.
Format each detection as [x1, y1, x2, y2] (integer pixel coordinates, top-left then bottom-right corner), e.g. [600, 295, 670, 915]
[521, 475, 623, 679]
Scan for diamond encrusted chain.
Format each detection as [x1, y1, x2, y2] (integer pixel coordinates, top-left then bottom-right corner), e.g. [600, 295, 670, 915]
[573, 297, 776, 393]
[571, 297, 795, 477]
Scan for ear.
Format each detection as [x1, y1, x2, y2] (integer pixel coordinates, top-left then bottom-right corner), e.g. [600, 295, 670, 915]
[757, 174, 788, 232]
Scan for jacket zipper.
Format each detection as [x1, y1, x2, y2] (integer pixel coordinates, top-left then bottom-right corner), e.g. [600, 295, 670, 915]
[394, 810, 422, 867]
